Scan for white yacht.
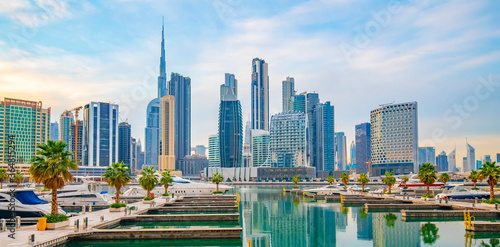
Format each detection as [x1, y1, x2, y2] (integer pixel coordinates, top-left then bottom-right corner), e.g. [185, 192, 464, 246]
[0, 188, 67, 221]
[38, 180, 112, 207]
[348, 184, 371, 192]
[123, 176, 233, 197]
[304, 184, 344, 195]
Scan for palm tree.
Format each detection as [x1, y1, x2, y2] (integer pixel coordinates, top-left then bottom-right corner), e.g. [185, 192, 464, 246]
[480, 161, 500, 202]
[439, 173, 450, 186]
[418, 163, 437, 197]
[469, 170, 482, 190]
[30, 140, 78, 215]
[340, 172, 349, 190]
[0, 168, 8, 189]
[327, 176, 335, 185]
[160, 170, 174, 195]
[358, 173, 369, 192]
[211, 172, 223, 192]
[401, 175, 409, 188]
[420, 223, 440, 244]
[103, 162, 132, 204]
[139, 166, 158, 199]
[292, 176, 300, 188]
[383, 171, 396, 194]
[14, 171, 24, 188]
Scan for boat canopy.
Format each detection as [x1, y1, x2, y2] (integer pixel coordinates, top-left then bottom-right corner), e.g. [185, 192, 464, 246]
[15, 191, 47, 205]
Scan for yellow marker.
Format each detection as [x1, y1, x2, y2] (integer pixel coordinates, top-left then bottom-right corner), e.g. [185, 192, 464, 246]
[248, 240, 253, 247]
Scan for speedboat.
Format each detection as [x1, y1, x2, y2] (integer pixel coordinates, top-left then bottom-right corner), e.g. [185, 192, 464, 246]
[348, 184, 371, 192]
[397, 174, 444, 189]
[123, 176, 233, 197]
[0, 188, 67, 222]
[435, 184, 490, 200]
[304, 184, 344, 195]
[38, 179, 112, 207]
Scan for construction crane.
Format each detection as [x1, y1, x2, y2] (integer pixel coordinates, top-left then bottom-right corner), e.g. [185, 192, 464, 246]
[61, 106, 83, 164]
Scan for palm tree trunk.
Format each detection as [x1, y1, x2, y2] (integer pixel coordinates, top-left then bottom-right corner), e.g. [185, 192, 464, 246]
[490, 183, 495, 201]
[165, 184, 168, 194]
[51, 188, 58, 215]
[0, 182, 2, 189]
[474, 181, 477, 189]
[147, 190, 151, 198]
[362, 184, 365, 191]
[427, 185, 430, 196]
[388, 185, 392, 194]
[115, 185, 120, 203]
[216, 183, 219, 192]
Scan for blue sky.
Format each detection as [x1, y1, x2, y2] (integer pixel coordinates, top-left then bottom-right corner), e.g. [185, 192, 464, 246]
[0, 0, 499, 167]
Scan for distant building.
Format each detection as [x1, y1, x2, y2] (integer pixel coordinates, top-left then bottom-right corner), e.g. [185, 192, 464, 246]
[291, 93, 306, 113]
[169, 72, 191, 170]
[311, 101, 335, 172]
[242, 153, 252, 168]
[50, 122, 59, 141]
[158, 95, 176, 172]
[59, 111, 74, 150]
[448, 148, 456, 172]
[218, 78, 242, 168]
[476, 160, 482, 170]
[418, 147, 436, 166]
[370, 102, 418, 176]
[269, 112, 307, 167]
[355, 123, 371, 174]
[244, 120, 252, 147]
[181, 154, 208, 177]
[335, 132, 347, 170]
[252, 130, 270, 167]
[497, 153, 500, 163]
[131, 138, 137, 173]
[282, 77, 295, 113]
[0, 98, 51, 163]
[70, 121, 83, 165]
[436, 151, 448, 172]
[349, 141, 356, 170]
[208, 134, 220, 167]
[251, 58, 269, 131]
[192, 145, 206, 156]
[82, 102, 119, 167]
[118, 122, 132, 166]
[221, 73, 237, 101]
[483, 155, 492, 164]
[145, 98, 160, 167]
[462, 157, 467, 172]
[466, 141, 475, 171]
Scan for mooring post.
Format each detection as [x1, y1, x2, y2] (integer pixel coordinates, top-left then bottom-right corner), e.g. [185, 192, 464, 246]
[74, 219, 79, 232]
[89, 204, 93, 213]
[100, 215, 104, 222]
[15, 216, 21, 228]
[81, 205, 86, 214]
[0, 219, 5, 232]
[83, 217, 88, 230]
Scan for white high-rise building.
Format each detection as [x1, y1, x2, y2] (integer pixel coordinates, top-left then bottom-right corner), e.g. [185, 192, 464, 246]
[251, 58, 269, 131]
[448, 148, 456, 172]
[282, 77, 295, 113]
[370, 102, 418, 176]
[466, 141, 475, 171]
[208, 134, 220, 167]
[269, 112, 307, 167]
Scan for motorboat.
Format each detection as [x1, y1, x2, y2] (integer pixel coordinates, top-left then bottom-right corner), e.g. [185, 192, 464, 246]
[304, 184, 345, 195]
[38, 179, 112, 207]
[435, 184, 490, 200]
[348, 184, 371, 192]
[0, 188, 67, 222]
[123, 176, 233, 197]
[397, 174, 444, 189]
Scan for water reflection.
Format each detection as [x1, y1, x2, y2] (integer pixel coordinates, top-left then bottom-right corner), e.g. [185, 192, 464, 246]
[480, 239, 500, 247]
[420, 223, 440, 244]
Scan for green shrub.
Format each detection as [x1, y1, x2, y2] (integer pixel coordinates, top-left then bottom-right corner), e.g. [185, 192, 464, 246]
[384, 192, 394, 195]
[421, 194, 435, 198]
[43, 214, 69, 223]
[110, 203, 126, 208]
[361, 190, 369, 193]
[482, 199, 500, 204]
[143, 196, 154, 201]
[212, 191, 224, 194]
[471, 188, 480, 190]
[162, 193, 170, 196]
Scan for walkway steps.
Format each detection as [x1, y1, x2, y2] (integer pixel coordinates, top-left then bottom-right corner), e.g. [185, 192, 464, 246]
[401, 210, 500, 219]
[471, 222, 500, 232]
[365, 204, 452, 211]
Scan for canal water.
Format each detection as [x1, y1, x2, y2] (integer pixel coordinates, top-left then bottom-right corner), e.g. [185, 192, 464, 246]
[237, 185, 500, 247]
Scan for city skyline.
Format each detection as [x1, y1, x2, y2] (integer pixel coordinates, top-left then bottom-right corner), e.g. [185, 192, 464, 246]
[0, 1, 499, 162]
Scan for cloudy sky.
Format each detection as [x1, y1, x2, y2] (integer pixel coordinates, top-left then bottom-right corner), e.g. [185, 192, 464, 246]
[1, 0, 499, 167]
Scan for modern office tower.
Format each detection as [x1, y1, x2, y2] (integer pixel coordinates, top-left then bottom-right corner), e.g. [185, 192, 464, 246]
[466, 141, 475, 171]
[436, 151, 448, 172]
[483, 155, 492, 164]
[135, 139, 144, 170]
[370, 102, 418, 176]
[158, 20, 167, 99]
[131, 138, 137, 173]
[448, 148, 456, 171]
[158, 95, 176, 172]
[70, 121, 83, 165]
[118, 122, 132, 166]
[269, 112, 307, 167]
[252, 130, 270, 167]
[282, 77, 295, 112]
[168, 72, 191, 170]
[50, 122, 59, 141]
[145, 98, 159, 166]
[218, 84, 243, 168]
[311, 101, 335, 172]
[418, 147, 436, 166]
[291, 93, 306, 113]
[476, 160, 482, 170]
[462, 157, 467, 172]
[208, 134, 220, 167]
[306, 92, 320, 166]
[335, 132, 347, 170]
[221, 73, 238, 101]
[349, 141, 356, 170]
[0, 98, 51, 163]
[244, 120, 251, 145]
[181, 154, 209, 176]
[192, 145, 206, 156]
[355, 123, 371, 174]
[82, 102, 119, 167]
[59, 111, 74, 150]
[251, 58, 269, 131]
[497, 153, 500, 163]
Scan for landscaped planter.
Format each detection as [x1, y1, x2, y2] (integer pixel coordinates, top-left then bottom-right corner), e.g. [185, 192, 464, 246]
[46, 220, 70, 230]
[109, 207, 123, 212]
[161, 195, 170, 199]
[143, 200, 153, 204]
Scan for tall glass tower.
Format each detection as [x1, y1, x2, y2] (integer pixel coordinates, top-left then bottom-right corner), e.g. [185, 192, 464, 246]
[355, 122, 371, 174]
[282, 77, 295, 112]
[251, 58, 269, 131]
[312, 101, 335, 172]
[118, 122, 131, 166]
[219, 75, 242, 168]
[168, 73, 191, 170]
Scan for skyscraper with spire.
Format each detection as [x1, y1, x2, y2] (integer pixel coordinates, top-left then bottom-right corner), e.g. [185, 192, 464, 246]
[158, 18, 167, 99]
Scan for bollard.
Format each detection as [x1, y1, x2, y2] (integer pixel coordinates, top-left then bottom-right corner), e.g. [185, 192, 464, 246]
[439, 198, 442, 204]
[16, 216, 21, 228]
[82, 205, 86, 214]
[28, 234, 35, 244]
[83, 217, 88, 230]
[0, 219, 5, 232]
[89, 205, 93, 213]
[74, 219, 79, 232]
[100, 216, 104, 222]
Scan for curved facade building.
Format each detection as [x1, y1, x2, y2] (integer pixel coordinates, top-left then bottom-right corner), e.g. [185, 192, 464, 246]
[145, 98, 159, 166]
[218, 97, 242, 168]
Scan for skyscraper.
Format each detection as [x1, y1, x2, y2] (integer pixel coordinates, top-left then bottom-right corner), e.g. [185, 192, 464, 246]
[218, 78, 242, 168]
[370, 102, 418, 176]
[251, 58, 269, 131]
[436, 151, 448, 172]
[448, 148, 456, 172]
[131, 138, 137, 173]
[192, 145, 206, 156]
[306, 92, 319, 168]
[497, 153, 500, 163]
[50, 122, 59, 141]
[82, 102, 119, 167]
[418, 147, 436, 166]
[118, 122, 131, 166]
[221, 73, 238, 101]
[70, 121, 83, 165]
[59, 111, 74, 150]
[349, 141, 356, 170]
[252, 130, 270, 167]
[208, 134, 220, 167]
[483, 155, 492, 164]
[355, 123, 371, 174]
[466, 141, 475, 171]
[291, 93, 306, 113]
[269, 112, 307, 167]
[158, 20, 167, 99]
[312, 101, 335, 172]
[335, 132, 347, 170]
[169, 72, 191, 170]
[158, 95, 175, 172]
[282, 77, 295, 113]
[0, 98, 51, 163]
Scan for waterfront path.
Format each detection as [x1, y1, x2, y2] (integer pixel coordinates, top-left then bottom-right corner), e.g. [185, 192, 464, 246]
[1, 197, 169, 247]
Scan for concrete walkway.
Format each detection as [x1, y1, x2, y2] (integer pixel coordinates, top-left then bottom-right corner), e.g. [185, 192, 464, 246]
[1, 197, 170, 247]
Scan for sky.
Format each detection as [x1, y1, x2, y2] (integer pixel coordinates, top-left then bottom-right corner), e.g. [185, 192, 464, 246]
[0, 0, 499, 167]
